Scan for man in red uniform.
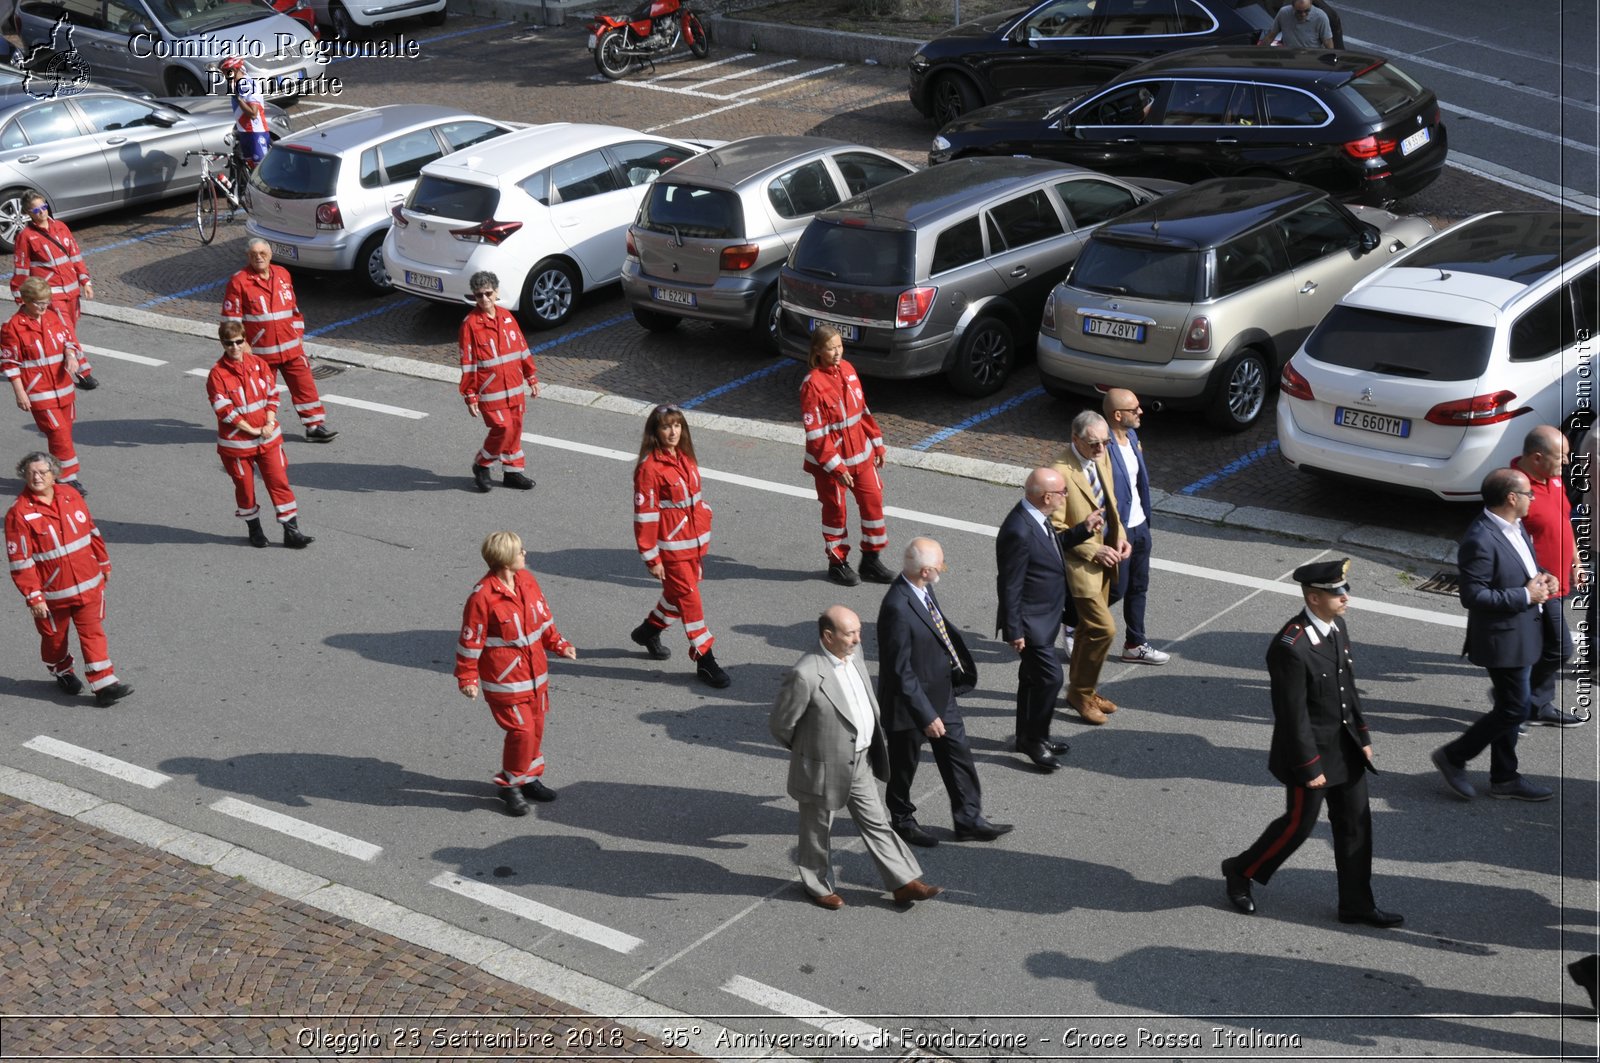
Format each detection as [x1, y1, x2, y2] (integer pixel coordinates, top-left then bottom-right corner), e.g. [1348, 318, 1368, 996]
[456, 531, 577, 816]
[1511, 424, 1587, 728]
[3, 278, 85, 492]
[459, 270, 537, 493]
[221, 240, 337, 442]
[10, 192, 95, 389]
[206, 321, 314, 549]
[6, 451, 132, 706]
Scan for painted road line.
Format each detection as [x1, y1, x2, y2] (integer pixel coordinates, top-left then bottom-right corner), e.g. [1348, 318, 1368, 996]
[139, 277, 228, 310]
[79, 344, 167, 367]
[681, 362, 788, 409]
[84, 224, 190, 256]
[721, 975, 892, 1049]
[430, 872, 643, 954]
[911, 386, 1045, 451]
[645, 99, 759, 131]
[530, 313, 631, 355]
[643, 52, 753, 82]
[726, 63, 845, 97]
[691, 58, 795, 90]
[1179, 440, 1278, 495]
[306, 297, 422, 338]
[211, 796, 383, 861]
[319, 395, 427, 419]
[22, 736, 170, 789]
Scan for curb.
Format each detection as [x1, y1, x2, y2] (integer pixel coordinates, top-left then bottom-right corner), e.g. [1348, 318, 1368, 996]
[82, 300, 1460, 566]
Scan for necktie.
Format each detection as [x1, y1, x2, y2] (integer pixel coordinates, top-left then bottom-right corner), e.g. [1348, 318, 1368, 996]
[924, 592, 961, 666]
[1085, 460, 1105, 510]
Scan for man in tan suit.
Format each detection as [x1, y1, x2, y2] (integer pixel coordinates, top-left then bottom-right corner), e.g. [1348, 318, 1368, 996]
[770, 605, 943, 910]
[1051, 411, 1131, 724]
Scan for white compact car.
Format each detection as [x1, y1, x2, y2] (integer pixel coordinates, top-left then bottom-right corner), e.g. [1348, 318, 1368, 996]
[1277, 211, 1600, 499]
[383, 123, 715, 329]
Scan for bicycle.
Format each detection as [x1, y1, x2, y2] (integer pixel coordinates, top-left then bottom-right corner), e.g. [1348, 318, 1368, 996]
[183, 145, 252, 245]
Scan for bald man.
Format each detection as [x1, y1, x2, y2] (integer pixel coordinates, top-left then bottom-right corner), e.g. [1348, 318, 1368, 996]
[1103, 388, 1169, 666]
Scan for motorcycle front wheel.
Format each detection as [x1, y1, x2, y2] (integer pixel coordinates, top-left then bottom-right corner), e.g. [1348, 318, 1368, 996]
[594, 29, 632, 79]
[685, 13, 709, 57]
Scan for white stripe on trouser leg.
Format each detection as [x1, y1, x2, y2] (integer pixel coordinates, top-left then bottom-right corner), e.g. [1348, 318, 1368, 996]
[88, 672, 119, 691]
[821, 524, 845, 536]
[85, 658, 111, 672]
[238, 505, 260, 520]
[861, 519, 886, 531]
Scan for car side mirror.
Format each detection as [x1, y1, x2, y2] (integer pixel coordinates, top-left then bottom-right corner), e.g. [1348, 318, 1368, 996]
[1358, 226, 1380, 254]
[129, 19, 151, 34]
[147, 109, 180, 126]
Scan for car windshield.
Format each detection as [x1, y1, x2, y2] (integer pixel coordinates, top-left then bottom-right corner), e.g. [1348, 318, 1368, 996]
[639, 184, 742, 239]
[407, 175, 499, 220]
[790, 221, 916, 286]
[252, 147, 338, 198]
[1342, 62, 1424, 120]
[1070, 239, 1200, 301]
[1304, 306, 1494, 381]
[144, 0, 278, 36]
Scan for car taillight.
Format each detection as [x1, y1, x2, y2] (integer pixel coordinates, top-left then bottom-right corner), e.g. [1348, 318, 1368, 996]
[1182, 316, 1210, 352]
[1425, 390, 1531, 427]
[625, 230, 637, 257]
[314, 201, 342, 230]
[720, 244, 759, 271]
[449, 220, 524, 246]
[1344, 134, 1397, 160]
[896, 286, 937, 328]
[1279, 360, 1314, 401]
[1040, 296, 1056, 333]
[390, 203, 408, 228]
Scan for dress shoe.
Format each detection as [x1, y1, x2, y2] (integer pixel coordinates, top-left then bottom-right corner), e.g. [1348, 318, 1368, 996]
[630, 621, 671, 660]
[1532, 704, 1586, 727]
[503, 470, 535, 490]
[894, 823, 939, 848]
[74, 372, 99, 391]
[1221, 857, 1255, 914]
[521, 779, 558, 802]
[890, 879, 942, 905]
[1044, 737, 1071, 755]
[1065, 696, 1107, 725]
[472, 465, 493, 493]
[94, 681, 133, 708]
[1431, 748, 1476, 800]
[305, 424, 339, 442]
[827, 560, 860, 587]
[282, 517, 314, 549]
[694, 649, 731, 689]
[1090, 693, 1118, 715]
[1015, 739, 1060, 771]
[809, 891, 844, 911]
[857, 551, 895, 584]
[498, 785, 529, 817]
[954, 820, 1013, 842]
[1337, 907, 1404, 928]
[54, 671, 84, 696]
[1489, 777, 1554, 801]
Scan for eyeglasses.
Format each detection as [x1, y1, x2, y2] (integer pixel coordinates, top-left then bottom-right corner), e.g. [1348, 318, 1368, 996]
[654, 404, 682, 416]
[222, 338, 247, 347]
[472, 290, 495, 298]
[1078, 436, 1109, 448]
[28, 205, 49, 215]
[1111, 405, 1141, 413]
[1510, 488, 1536, 497]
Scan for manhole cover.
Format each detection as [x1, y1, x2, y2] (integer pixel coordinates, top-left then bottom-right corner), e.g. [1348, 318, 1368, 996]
[310, 363, 345, 379]
[1416, 572, 1459, 596]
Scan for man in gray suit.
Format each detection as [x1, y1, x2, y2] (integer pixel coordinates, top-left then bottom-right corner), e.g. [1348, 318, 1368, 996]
[770, 605, 944, 911]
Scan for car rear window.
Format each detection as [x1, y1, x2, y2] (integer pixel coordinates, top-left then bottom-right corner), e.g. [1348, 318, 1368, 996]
[1070, 239, 1200, 302]
[253, 147, 339, 199]
[640, 184, 743, 239]
[1304, 306, 1494, 381]
[790, 221, 915, 287]
[407, 175, 499, 221]
[1343, 62, 1425, 120]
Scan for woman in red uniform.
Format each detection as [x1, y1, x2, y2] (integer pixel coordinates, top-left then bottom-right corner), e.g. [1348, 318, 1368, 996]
[799, 325, 892, 587]
[455, 530, 577, 817]
[629, 404, 730, 689]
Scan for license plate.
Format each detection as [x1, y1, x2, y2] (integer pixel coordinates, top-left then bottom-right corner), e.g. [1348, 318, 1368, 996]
[270, 242, 298, 261]
[811, 319, 857, 341]
[1083, 316, 1144, 342]
[586, 33, 596, 49]
[405, 270, 443, 292]
[1400, 127, 1430, 156]
[1335, 406, 1411, 438]
[652, 286, 696, 307]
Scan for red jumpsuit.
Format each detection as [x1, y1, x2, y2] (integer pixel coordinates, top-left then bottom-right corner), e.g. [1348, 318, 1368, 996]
[1, 307, 81, 483]
[206, 352, 298, 524]
[6, 482, 120, 692]
[12, 219, 91, 341]
[634, 448, 715, 658]
[221, 265, 327, 428]
[455, 569, 572, 787]
[799, 358, 887, 563]
[459, 308, 537, 471]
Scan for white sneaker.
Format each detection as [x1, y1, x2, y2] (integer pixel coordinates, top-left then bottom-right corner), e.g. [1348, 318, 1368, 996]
[1121, 643, 1170, 665]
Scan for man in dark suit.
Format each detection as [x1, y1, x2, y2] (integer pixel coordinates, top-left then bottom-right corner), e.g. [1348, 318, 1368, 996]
[770, 605, 942, 910]
[1221, 559, 1401, 928]
[1103, 388, 1170, 666]
[1432, 467, 1560, 802]
[996, 467, 1104, 770]
[878, 537, 1012, 846]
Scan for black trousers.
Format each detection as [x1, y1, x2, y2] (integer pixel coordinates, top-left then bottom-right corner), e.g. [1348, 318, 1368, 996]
[885, 708, 982, 831]
[1234, 770, 1375, 914]
[1014, 641, 1062, 742]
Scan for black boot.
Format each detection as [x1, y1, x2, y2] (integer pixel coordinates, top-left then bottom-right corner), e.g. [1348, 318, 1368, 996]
[503, 470, 535, 490]
[694, 649, 731, 689]
[498, 785, 530, 817]
[54, 671, 84, 695]
[246, 518, 268, 548]
[74, 372, 99, 391]
[858, 551, 895, 583]
[66, 477, 86, 497]
[282, 518, 314, 549]
[827, 559, 860, 587]
[94, 681, 134, 707]
[521, 779, 558, 802]
[472, 465, 493, 493]
[630, 621, 671, 660]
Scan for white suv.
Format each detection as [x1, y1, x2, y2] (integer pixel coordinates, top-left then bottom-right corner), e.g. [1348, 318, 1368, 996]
[1278, 211, 1600, 499]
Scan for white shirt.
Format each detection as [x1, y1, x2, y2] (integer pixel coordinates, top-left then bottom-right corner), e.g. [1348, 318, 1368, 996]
[1021, 497, 1056, 539]
[1304, 609, 1333, 641]
[822, 641, 874, 752]
[1113, 437, 1145, 529]
[1485, 508, 1539, 605]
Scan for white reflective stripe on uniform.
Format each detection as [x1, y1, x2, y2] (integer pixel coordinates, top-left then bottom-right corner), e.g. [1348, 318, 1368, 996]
[641, 546, 660, 562]
[30, 532, 91, 562]
[837, 441, 874, 467]
[8, 557, 33, 572]
[658, 493, 702, 508]
[482, 672, 549, 695]
[241, 309, 296, 322]
[485, 619, 552, 649]
[24, 383, 72, 402]
[49, 281, 80, 295]
[216, 428, 281, 449]
[634, 512, 659, 523]
[658, 533, 710, 552]
[250, 340, 296, 356]
[820, 410, 863, 435]
[456, 644, 482, 659]
[42, 572, 103, 600]
[494, 658, 518, 681]
[473, 350, 530, 369]
[477, 388, 523, 404]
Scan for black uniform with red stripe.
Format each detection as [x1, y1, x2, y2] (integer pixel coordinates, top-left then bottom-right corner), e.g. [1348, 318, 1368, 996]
[1232, 610, 1377, 914]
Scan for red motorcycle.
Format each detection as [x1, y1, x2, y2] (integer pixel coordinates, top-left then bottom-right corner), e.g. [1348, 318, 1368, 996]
[587, 0, 709, 80]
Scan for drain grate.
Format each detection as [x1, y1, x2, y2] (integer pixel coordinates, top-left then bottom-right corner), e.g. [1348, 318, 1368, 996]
[310, 363, 345, 379]
[1416, 572, 1459, 596]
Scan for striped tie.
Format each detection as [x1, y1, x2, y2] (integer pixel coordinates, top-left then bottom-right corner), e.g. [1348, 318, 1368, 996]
[924, 593, 960, 665]
[1086, 460, 1105, 509]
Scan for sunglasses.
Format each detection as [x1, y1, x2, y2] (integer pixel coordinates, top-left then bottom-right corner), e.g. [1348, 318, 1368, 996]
[222, 338, 247, 347]
[654, 404, 683, 417]
[472, 290, 495, 298]
[28, 204, 49, 215]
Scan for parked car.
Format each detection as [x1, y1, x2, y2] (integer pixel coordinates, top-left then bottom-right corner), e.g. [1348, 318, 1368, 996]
[303, 0, 443, 39]
[620, 136, 916, 350]
[1277, 211, 1600, 499]
[246, 105, 511, 293]
[231, 0, 317, 35]
[1035, 177, 1433, 430]
[907, 0, 1275, 125]
[930, 46, 1449, 206]
[776, 156, 1180, 397]
[0, 78, 290, 252]
[384, 123, 716, 329]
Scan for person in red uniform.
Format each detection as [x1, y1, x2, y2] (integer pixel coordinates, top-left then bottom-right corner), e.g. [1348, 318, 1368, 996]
[221, 239, 338, 442]
[206, 321, 314, 549]
[459, 270, 537, 493]
[455, 530, 578, 817]
[5, 451, 132, 706]
[11, 192, 95, 389]
[800, 325, 892, 587]
[3, 278, 85, 493]
[630, 403, 730, 689]
[1510, 423, 1587, 728]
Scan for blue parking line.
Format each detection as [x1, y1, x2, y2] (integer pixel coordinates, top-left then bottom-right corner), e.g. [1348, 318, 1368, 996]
[306, 297, 423, 337]
[529, 313, 632, 354]
[681, 362, 787, 410]
[137, 277, 228, 309]
[910, 386, 1045, 451]
[84, 225, 190, 256]
[1178, 439, 1279, 495]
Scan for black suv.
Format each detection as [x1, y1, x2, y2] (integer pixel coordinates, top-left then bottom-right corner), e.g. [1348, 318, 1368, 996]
[930, 47, 1449, 206]
[908, 0, 1275, 125]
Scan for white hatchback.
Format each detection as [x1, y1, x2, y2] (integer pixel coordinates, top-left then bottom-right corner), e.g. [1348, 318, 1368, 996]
[1278, 211, 1600, 500]
[383, 124, 715, 329]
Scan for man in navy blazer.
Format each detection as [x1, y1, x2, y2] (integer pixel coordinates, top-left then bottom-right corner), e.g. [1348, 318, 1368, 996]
[1103, 389, 1170, 666]
[996, 467, 1103, 770]
[1432, 467, 1561, 802]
